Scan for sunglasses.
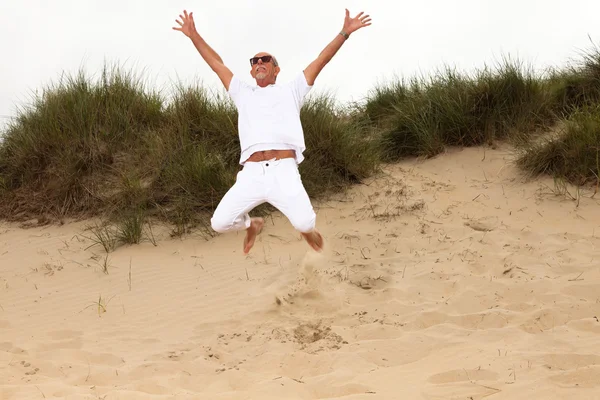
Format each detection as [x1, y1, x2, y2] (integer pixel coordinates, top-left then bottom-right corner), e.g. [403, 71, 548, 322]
[249, 55, 274, 66]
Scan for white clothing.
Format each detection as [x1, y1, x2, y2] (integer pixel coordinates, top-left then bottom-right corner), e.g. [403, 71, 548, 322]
[227, 72, 313, 164]
[210, 158, 316, 233]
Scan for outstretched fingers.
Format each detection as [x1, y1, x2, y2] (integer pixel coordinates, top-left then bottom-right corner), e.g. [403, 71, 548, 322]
[182, 10, 194, 21]
[177, 10, 194, 23]
[348, 11, 372, 28]
[357, 12, 371, 26]
[173, 10, 195, 32]
[172, 17, 184, 31]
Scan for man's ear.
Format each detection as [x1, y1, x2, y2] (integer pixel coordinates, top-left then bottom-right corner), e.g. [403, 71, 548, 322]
[274, 66, 280, 76]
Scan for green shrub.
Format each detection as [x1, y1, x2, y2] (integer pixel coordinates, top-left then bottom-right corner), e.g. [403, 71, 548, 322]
[364, 58, 552, 161]
[517, 104, 600, 185]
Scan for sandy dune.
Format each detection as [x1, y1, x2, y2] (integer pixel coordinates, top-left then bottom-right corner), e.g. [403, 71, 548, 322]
[1, 145, 600, 399]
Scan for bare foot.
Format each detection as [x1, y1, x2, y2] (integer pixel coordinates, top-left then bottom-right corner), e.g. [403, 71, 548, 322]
[243, 217, 264, 254]
[301, 230, 324, 252]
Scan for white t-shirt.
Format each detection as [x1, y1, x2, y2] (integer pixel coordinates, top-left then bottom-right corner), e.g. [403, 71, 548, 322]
[227, 72, 313, 164]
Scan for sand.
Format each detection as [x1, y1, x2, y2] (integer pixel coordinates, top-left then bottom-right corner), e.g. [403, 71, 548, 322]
[1, 145, 599, 400]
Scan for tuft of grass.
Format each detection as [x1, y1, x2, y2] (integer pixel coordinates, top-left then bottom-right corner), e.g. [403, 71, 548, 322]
[547, 39, 600, 116]
[516, 104, 600, 186]
[99, 254, 111, 275]
[80, 294, 115, 316]
[300, 93, 381, 196]
[84, 221, 118, 253]
[82, 210, 155, 251]
[116, 208, 146, 245]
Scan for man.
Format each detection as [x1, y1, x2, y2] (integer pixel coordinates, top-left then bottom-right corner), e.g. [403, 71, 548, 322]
[173, 8, 371, 254]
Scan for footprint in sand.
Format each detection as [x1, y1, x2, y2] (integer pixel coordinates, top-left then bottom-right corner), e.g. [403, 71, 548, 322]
[464, 216, 498, 232]
[19, 360, 40, 376]
[292, 322, 346, 352]
[265, 320, 347, 353]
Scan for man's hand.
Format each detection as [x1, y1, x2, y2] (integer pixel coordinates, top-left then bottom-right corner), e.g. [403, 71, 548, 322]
[342, 9, 372, 36]
[303, 9, 372, 86]
[172, 9, 233, 90]
[173, 10, 198, 38]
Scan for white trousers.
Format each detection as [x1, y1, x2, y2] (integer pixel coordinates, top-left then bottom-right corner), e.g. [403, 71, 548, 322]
[210, 158, 317, 233]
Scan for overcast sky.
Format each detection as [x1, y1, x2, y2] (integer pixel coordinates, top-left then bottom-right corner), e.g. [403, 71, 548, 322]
[2, 0, 600, 130]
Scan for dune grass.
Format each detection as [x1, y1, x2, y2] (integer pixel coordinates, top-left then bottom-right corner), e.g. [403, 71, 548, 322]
[0, 65, 164, 219]
[0, 63, 379, 243]
[2, 43, 600, 241]
[300, 94, 380, 194]
[546, 40, 600, 116]
[355, 45, 600, 188]
[516, 104, 600, 186]
[358, 57, 554, 161]
[513, 43, 600, 186]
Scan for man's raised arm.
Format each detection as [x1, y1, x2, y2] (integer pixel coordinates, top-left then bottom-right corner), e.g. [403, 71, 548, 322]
[173, 10, 233, 90]
[303, 9, 372, 86]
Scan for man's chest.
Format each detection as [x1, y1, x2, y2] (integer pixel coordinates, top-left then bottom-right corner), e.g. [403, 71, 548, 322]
[241, 87, 295, 111]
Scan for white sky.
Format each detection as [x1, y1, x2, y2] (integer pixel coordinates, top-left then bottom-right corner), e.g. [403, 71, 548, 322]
[2, 0, 600, 129]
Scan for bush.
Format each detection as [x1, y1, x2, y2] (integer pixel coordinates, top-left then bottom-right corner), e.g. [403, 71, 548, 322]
[0, 64, 380, 229]
[547, 41, 600, 115]
[516, 104, 600, 185]
[0, 64, 164, 219]
[362, 58, 553, 161]
[300, 93, 380, 195]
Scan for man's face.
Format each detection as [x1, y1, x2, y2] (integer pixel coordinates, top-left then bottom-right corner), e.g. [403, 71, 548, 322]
[250, 52, 279, 82]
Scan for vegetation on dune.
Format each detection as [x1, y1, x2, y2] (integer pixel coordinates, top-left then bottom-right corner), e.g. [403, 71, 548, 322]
[2, 42, 600, 243]
[0, 63, 379, 238]
[354, 44, 600, 187]
[547, 41, 600, 116]
[359, 58, 555, 161]
[0, 66, 164, 219]
[513, 43, 600, 187]
[300, 94, 380, 194]
[516, 104, 600, 186]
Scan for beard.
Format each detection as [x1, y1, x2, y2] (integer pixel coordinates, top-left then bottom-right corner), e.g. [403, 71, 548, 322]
[255, 72, 267, 80]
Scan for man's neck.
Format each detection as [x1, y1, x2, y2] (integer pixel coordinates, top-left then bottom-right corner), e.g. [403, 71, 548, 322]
[256, 78, 275, 87]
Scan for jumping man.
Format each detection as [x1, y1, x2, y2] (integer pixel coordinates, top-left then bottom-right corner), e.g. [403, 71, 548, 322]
[173, 8, 372, 254]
